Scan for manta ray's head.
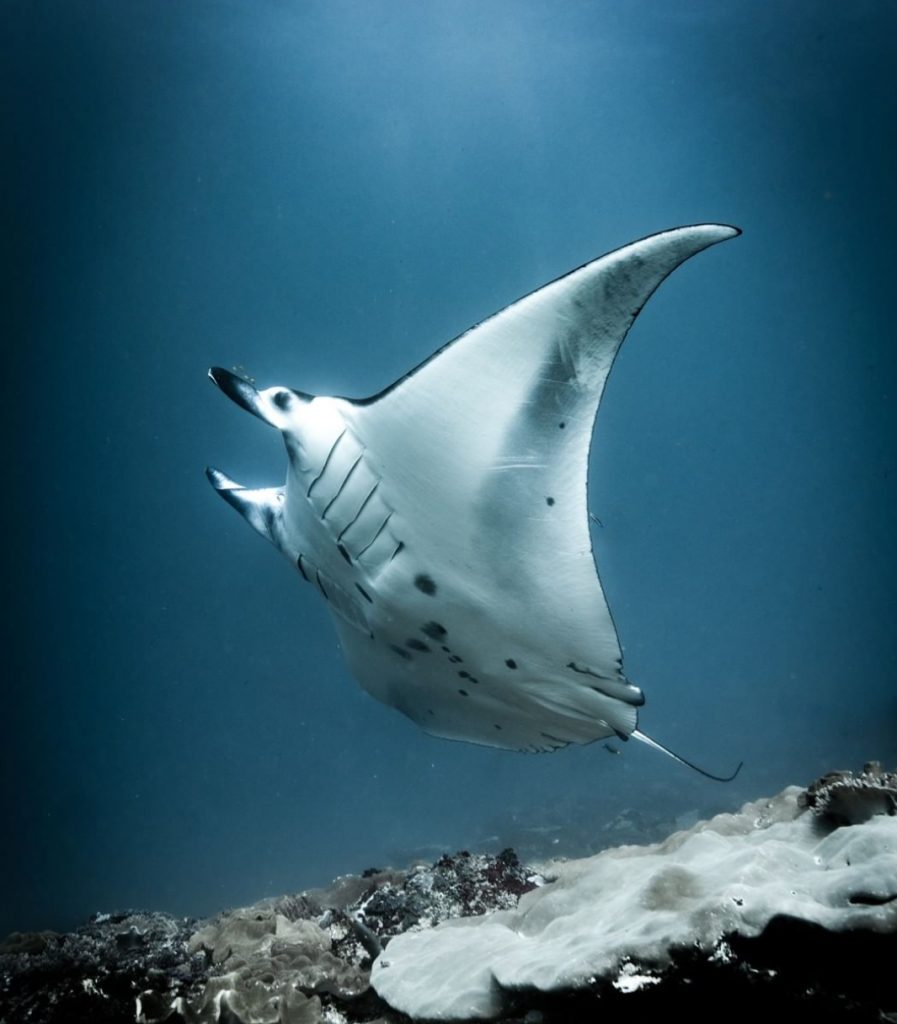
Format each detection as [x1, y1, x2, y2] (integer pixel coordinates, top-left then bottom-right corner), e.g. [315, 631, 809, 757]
[209, 366, 349, 477]
[209, 366, 312, 428]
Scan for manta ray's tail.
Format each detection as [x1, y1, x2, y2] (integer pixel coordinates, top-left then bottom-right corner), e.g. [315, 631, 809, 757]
[632, 729, 743, 782]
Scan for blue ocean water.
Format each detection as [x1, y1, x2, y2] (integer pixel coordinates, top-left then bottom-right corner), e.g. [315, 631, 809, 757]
[3, 0, 895, 937]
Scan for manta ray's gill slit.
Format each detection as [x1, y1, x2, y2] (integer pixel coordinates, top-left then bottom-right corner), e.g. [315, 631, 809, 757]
[296, 554, 310, 582]
[315, 570, 330, 601]
[337, 544, 352, 564]
[306, 429, 347, 497]
[355, 583, 373, 603]
[321, 453, 365, 520]
[337, 482, 379, 541]
[354, 512, 392, 558]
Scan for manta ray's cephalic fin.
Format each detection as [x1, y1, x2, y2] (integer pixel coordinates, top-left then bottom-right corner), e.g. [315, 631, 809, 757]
[205, 466, 282, 544]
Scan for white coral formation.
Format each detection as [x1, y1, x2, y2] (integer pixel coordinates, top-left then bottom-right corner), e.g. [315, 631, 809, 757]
[371, 786, 897, 1020]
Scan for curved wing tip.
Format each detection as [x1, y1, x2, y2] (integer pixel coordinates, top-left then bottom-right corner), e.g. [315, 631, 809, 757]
[688, 222, 742, 243]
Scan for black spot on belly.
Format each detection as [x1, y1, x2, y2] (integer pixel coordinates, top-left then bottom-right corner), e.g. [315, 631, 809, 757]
[390, 644, 412, 660]
[355, 583, 373, 603]
[441, 645, 451, 653]
[505, 658, 517, 669]
[448, 655, 463, 664]
[427, 709, 435, 716]
[337, 543, 352, 564]
[414, 574, 437, 595]
[494, 723, 502, 730]
[422, 621, 447, 640]
[458, 689, 469, 697]
[546, 496, 555, 506]
[458, 670, 470, 679]
[406, 638, 431, 652]
[558, 421, 566, 429]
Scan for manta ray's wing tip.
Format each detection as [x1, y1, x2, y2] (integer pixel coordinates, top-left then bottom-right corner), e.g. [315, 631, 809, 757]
[679, 222, 741, 243]
[713, 222, 742, 239]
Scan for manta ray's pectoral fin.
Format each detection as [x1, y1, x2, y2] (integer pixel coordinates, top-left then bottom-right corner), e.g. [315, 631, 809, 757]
[206, 466, 282, 544]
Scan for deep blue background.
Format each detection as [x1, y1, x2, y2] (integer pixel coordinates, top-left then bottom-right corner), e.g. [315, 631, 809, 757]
[3, 0, 895, 934]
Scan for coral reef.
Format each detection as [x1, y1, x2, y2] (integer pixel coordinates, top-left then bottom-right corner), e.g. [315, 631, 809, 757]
[373, 770, 897, 1021]
[798, 760, 897, 826]
[2, 768, 895, 1024]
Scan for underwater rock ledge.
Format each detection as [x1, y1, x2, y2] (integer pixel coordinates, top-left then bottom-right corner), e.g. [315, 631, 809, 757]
[2, 766, 895, 1024]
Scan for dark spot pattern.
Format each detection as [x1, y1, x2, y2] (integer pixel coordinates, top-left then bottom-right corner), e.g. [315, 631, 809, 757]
[406, 638, 431, 652]
[494, 724, 503, 730]
[559, 421, 566, 429]
[422, 621, 447, 640]
[505, 659, 517, 669]
[458, 670, 470, 679]
[546, 497, 555, 506]
[414, 574, 437, 595]
[355, 583, 373, 603]
[390, 644, 412, 660]
[441, 645, 451, 653]
[448, 655, 463, 664]
[458, 689, 469, 697]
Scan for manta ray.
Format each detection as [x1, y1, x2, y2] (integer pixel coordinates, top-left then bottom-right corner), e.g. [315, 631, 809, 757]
[207, 224, 741, 777]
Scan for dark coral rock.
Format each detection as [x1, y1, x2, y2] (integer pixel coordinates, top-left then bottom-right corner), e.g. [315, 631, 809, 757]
[799, 762, 897, 827]
[348, 848, 539, 943]
[0, 910, 207, 1024]
[0, 850, 537, 1023]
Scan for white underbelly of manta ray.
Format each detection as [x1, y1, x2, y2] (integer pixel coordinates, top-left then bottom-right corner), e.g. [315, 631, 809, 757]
[207, 225, 741, 774]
